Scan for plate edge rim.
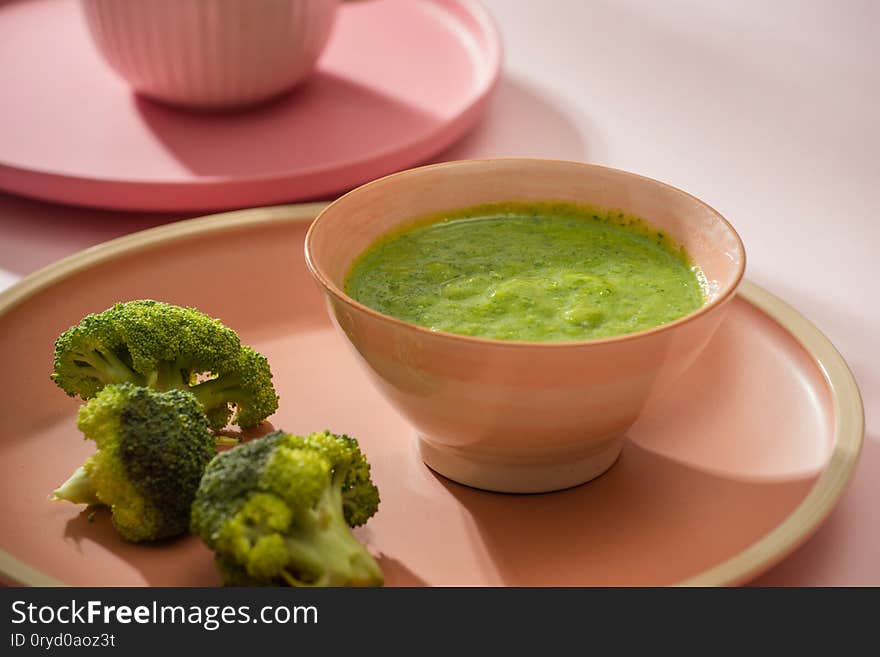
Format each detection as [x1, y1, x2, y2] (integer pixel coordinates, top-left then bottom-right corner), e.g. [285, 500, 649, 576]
[677, 280, 864, 586]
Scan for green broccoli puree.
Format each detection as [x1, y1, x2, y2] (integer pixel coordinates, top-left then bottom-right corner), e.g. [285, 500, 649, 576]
[344, 201, 705, 342]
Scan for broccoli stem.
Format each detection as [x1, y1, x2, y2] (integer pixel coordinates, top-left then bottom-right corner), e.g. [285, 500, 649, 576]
[187, 374, 248, 406]
[282, 475, 384, 587]
[283, 519, 383, 586]
[74, 348, 143, 386]
[149, 359, 190, 391]
[146, 364, 242, 429]
[51, 465, 101, 506]
[279, 570, 314, 587]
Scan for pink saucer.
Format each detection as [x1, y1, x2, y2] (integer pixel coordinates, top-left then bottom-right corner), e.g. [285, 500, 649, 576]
[0, 0, 500, 211]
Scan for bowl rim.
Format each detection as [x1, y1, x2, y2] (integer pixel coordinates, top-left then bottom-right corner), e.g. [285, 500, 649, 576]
[304, 158, 747, 348]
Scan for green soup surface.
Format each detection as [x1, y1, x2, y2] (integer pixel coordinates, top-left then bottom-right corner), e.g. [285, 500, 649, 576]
[344, 201, 705, 342]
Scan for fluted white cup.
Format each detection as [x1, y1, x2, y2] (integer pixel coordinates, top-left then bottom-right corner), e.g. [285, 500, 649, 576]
[82, 0, 343, 110]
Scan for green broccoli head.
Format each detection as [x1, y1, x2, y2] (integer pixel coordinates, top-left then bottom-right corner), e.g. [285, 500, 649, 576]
[191, 430, 383, 587]
[51, 300, 279, 429]
[52, 383, 216, 542]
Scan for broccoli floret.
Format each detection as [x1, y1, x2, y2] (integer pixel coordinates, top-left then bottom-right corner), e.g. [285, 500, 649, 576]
[52, 383, 216, 542]
[51, 300, 279, 429]
[191, 430, 383, 587]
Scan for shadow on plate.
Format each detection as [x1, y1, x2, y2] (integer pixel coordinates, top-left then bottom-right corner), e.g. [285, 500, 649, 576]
[63, 507, 220, 587]
[375, 554, 429, 587]
[750, 432, 878, 586]
[62, 504, 425, 588]
[430, 440, 818, 586]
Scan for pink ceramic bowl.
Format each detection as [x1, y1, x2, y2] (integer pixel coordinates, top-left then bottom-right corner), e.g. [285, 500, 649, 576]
[305, 159, 746, 493]
[81, 0, 342, 110]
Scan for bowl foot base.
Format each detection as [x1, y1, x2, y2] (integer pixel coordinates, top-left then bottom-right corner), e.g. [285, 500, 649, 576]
[417, 436, 623, 494]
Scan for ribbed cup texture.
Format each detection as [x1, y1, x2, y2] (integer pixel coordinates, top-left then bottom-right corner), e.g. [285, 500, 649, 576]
[82, 0, 340, 109]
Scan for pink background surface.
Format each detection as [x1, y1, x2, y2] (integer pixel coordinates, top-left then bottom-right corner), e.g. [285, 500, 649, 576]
[0, 0, 877, 585]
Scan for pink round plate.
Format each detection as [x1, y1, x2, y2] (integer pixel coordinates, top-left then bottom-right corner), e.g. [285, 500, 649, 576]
[0, 0, 500, 212]
[0, 205, 863, 586]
